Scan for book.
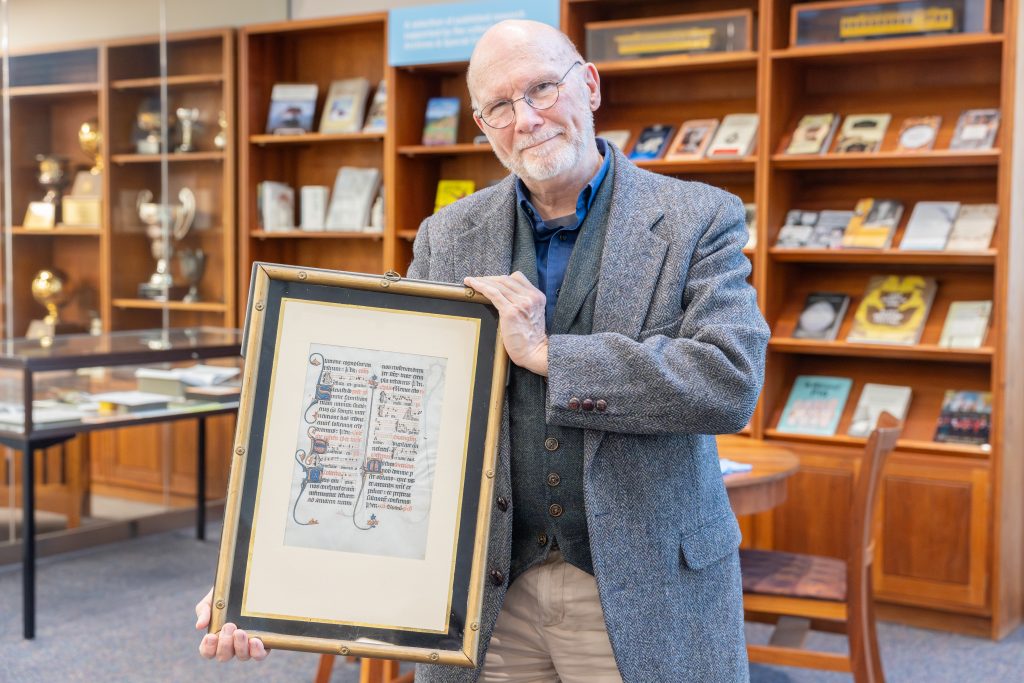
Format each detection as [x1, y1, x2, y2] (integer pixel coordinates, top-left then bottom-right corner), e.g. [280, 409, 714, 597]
[300, 185, 329, 231]
[421, 97, 460, 146]
[777, 375, 853, 436]
[706, 114, 758, 157]
[325, 166, 381, 231]
[933, 390, 992, 445]
[434, 180, 475, 213]
[743, 203, 757, 249]
[775, 209, 818, 248]
[950, 108, 1000, 150]
[785, 113, 839, 155]
[597, 129, 631, 151]
[793, 292, 850, 340]
[835, 113, 891, 153]
[665, 119, 719, 160]
[134, 368, 185, 397]
[806, 209, 854, 249]
[362, 80, 388, 133]
[265, 83, 318, 135]
[628, 124, 674, 160]
[185, 385, 242, 403]
[847, 383, 912, 437]
[92, 390, 171, 414]
[318, 78, 370, 134]
[938, 300, 992, 348]
[258, 181, 294, 231]
[947, 204, 998, 251]
[847, 274, 937, 345]
[899, 201, 960, 251]
[896, 115, 941, 152]
[841, 198, 903, 249]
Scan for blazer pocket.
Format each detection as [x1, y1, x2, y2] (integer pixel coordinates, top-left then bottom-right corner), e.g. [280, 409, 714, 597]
[679, 513, 742, 571]
[638, 311, 685, 341]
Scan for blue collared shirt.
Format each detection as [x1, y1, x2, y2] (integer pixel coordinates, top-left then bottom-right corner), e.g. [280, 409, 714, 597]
[516, 138, 611, 329]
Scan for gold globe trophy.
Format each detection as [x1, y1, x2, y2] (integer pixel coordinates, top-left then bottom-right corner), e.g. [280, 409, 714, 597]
[62, 118, 103, 227]
[26, 269, 82, 345]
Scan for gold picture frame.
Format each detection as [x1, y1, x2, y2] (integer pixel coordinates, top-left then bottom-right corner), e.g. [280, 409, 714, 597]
[211, 263, 507, 666]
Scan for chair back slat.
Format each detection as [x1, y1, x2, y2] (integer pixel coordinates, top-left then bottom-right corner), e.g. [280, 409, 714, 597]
[849, 411, 902, 573]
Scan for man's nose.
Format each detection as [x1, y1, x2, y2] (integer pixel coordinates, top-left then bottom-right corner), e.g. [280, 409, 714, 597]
[513, 99, 545, 133]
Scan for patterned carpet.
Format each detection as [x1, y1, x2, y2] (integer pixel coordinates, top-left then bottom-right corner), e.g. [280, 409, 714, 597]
[0, 523, 1021, 682]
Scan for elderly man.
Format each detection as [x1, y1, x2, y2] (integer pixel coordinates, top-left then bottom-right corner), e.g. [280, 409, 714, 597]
[197, 18, 768, 683]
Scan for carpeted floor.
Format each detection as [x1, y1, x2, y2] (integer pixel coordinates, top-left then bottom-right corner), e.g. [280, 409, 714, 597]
[0, 523, 1021, 682]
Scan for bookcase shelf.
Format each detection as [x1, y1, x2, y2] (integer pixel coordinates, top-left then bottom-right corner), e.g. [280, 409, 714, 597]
[768, 248, 998, 265]
[397, 143, 494, 156]
[769, 338, 995, 364]
[397, 230, 418, 241]
[636, 158, 756, 174]
[110, 151, 225, 164]
[8, 82, 101, 98]
[770, 33, 1005, 64]
[9, 226, 102, 237]
[109, 73, 224, 90]
[763, 429, 991, 459]
[250, 132, 385, 146]
[251, 230, 383, 240]
[771, 151, 1001, 170]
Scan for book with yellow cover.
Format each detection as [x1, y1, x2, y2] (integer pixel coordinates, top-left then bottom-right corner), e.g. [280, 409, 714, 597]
[841, 198, 904, 249]
[434, 180, 475, 213]
[846, 274, 937, 345]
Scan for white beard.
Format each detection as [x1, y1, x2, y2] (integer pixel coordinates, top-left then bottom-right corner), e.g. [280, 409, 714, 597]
[497, 109, 595, 182]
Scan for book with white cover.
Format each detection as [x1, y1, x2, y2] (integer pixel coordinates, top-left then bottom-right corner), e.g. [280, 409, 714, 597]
[775, 209, 818, 248]
[939, 301, 992, 348]
[847, 384, 912, 437]
[806, 209, 854, 249]
[319, 78, 370, 133]
[325, 166, 381, 231]
[706, 114, 758, 157]
[947, 204, 998, 251]
[300, 185, 329, 231]
[785, 113, 839, 155]
[899, 201, 960, 251]
[259, 181, 294, 231]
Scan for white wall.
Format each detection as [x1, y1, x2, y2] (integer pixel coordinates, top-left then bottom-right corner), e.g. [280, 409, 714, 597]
[291, 0, 435, 18]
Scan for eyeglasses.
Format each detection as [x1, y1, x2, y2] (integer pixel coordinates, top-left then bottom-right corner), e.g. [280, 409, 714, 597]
[476, 61, 583, 129]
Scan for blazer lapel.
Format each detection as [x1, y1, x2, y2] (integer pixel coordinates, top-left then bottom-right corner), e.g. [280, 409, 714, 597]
[453, 176, 517, 280]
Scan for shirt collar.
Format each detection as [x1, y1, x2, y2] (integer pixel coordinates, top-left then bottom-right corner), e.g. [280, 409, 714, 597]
[516, 137, 610, 230]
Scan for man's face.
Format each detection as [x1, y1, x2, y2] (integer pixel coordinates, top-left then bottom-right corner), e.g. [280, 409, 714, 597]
[472, 53, 597, 184]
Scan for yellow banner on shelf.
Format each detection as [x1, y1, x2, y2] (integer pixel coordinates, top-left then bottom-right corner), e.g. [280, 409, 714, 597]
[839, 7, 956, 38]
[613, 27, 716, 56]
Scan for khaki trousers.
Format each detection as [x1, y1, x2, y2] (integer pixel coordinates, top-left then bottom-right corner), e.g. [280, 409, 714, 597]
[481, 551, 624, 683]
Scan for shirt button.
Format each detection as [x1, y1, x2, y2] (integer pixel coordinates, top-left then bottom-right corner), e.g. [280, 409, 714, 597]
[496, 496, 509, 512]
[537, 532, 549, 547]
[581, 399, 595, 412]
[558, 234, 567, 241]
[547, 472, 561, 487]
[568, 397, 581, 410]
[595, 399, 607, 412]
[490, 569, 505, 586]
[544, 437, 559, 451]
[549, 503, 564, 518]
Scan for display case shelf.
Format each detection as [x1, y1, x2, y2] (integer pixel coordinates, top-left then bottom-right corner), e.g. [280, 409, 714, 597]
[771, 33, 1005, 64]
[8, 82, 101, 98]
[9, 226, 102, 237]
[110, 151, 225, 164]
[250, 230, 384, 240]
[594, 51, 759, 75]
[109, 73, 224, 90]
[112, 299, 229, 313]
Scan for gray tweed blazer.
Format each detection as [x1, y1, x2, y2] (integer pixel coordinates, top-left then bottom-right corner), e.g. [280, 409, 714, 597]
[407, 143, 769, 682]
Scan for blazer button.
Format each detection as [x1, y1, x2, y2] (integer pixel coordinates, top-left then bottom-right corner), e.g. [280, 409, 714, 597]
[548, 503, 564, 518]
[544, 437, 559, 451]
[496, 496, 509, 512]
[490, 569, 505, 586]
[595, 399, 607, 412]
[547, 472, 561, 487]
[537, 532, 548, 546]
[581, 399, 595, 411]
[568, 397, 581, 410]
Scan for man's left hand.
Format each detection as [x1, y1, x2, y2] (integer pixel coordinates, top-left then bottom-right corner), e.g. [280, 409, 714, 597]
[464, 272, 548, 376]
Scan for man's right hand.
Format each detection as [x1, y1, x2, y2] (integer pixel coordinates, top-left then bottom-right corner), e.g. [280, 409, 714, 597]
[196, 587, 269, 662]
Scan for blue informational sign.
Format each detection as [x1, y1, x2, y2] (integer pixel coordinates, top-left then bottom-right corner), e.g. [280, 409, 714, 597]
[389, 0, 560, 67]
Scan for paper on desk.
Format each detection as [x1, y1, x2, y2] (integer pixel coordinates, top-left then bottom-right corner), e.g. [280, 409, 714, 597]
[134, 364, 240, 387]
[720, 458, 753, 476]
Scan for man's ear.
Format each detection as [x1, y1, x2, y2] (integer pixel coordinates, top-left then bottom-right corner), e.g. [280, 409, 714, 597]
[584, 62, 601, 111]
[473, 113, 486, 133]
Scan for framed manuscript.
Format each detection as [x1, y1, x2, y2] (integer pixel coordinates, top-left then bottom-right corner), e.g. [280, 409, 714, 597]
[211, 264, 507, 666]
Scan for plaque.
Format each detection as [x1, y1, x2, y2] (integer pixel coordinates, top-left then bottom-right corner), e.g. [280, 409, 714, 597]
[791, 0, 991, 47]
[586, 10, 753, 62]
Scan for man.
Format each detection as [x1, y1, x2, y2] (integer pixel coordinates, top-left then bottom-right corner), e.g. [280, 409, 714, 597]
[197, 19, 768, 682]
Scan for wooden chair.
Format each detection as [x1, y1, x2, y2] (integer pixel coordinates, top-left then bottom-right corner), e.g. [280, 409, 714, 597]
[314, 654, 412, 683]
[741, 412, 902, 683]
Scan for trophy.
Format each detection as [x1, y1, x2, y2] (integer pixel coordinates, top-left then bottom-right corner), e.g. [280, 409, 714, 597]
[213, 110, 228, 150]
[137, 187, 196, 300]
[63, 119, 103, 227]
[136, 97, 163, 154]
[23, 155, 70, 227]
[176, 107, 201, 152]
[177, 248, 206, 302]
[26, 269, 82, 342]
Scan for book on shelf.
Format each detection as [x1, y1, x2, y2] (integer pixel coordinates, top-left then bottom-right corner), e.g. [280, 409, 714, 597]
[362, 80, 388, 133]
[185, 384, 242, 403]
[92, 390, 172, 414]
[950, 108, 1000, 150]
[784, 113, 839, 155]
[806, 209, 854, 249]
[793, 292, 850, 340]
[847, 383, 912, 437]
[706, 114, 758, 157]
[421, 97, 460, 146]
[933, 390, 992, 446]
[895, 115, 941, 152]
[325, 166, 381, 231]
[946, 204, 998, 251]
[777, 375, 853, 436]
[847, 274, 937, 345]
[775, 209, 818, 248]
[434, 180, 476, 213]
[665, 119, 719, 160]
[899, 201, 960, 251]
[841, 198, 903, 249]
[743, 203, 757, 249]
[318, 78, 370, 134]
[628, 124, 674, 160]
[258, 181, 295, 231]
[265, 83, 318, 135]
[938, 300, 992, 348]
[597, 129, 631, 151]
[835, 113, 891, 153]
[299, 185, 329, 231]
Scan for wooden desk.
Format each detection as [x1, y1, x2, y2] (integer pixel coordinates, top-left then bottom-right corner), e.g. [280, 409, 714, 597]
[718, 436, 800, 516]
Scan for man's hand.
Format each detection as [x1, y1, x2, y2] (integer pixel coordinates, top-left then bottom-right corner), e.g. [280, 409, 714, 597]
[464, 272, 549, 376]
[196, 587, 269, 662]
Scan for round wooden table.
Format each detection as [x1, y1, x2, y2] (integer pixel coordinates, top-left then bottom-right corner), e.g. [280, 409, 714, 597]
[718, 436, 800, 516]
